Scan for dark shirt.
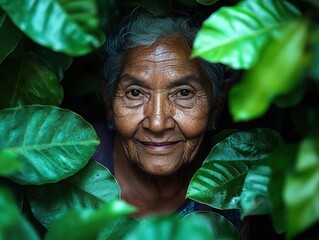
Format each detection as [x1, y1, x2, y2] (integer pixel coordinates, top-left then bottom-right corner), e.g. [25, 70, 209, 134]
[91, 121, 241, 230]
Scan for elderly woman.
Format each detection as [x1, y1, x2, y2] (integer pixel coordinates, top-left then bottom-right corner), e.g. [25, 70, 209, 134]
[93, 9, 239, 228]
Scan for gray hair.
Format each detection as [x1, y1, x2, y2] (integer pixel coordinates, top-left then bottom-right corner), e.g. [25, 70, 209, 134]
[101, 9, 228, 106]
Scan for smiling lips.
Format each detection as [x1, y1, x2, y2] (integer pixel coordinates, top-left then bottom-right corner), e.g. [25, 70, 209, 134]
[138, 140, 181, 151]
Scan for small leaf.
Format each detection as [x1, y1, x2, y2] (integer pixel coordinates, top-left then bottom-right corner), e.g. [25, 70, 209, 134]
[0, 52, 64, 109]
[284, 135, 319, 239]
[26, 160, 119, 228]
[45, 200, 135, 240]
[0, 105, 100, 185]
[183, 211, 239, 239]
[187, 128, 283, 209]
[192, 0, 300, 69]
[0, 149, 22, 176]
[240, 163, 271, 218]
[124, 215, 211, 240]
[0, 13, 22, 64]
[0, 0, 105, 56]
[229, 19, 309, 121]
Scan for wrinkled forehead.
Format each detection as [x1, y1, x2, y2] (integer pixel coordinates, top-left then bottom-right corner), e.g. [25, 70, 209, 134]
[122, 37, 205, 78]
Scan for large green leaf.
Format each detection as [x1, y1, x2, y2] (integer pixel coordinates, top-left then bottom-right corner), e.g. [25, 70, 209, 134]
[229, 19, 309, 121]
[187, 128, 283, 209]
[240, 163, 271, 218]
[0, 12, 22, 64]
[45, 200, 135, 240]
[183, 212, 239, 239]
[124, 215, 211, 240]
[0, 149, 22, 176]
[192, 0, 300, 69]
[284, 135, 319, 239]
[26, 160, 119, 228]
[0, 0, 105, 56]
[0, 105, 100, 185]
[0, 52, 64, 109]
[268, 143, 297, 233]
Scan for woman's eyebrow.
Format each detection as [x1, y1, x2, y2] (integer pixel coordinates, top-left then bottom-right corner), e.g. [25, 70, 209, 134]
[119, 73, 202, 87]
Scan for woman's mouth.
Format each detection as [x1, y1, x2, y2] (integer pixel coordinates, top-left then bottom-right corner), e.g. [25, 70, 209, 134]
[138, 141, 180, 152]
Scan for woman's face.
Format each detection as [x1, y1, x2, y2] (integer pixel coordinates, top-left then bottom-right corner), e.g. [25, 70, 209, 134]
[112, 38, 213, 176]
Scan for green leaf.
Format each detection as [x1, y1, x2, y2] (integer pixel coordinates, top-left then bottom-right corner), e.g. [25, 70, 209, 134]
[0, 188, 20, 229]
[0, 12, 22, 64]
[240, 163, 271, 218]
[26, 160, 119, 228]
[268, 143, 297, 233]
[196, 0, 219, 5]
[187, 128, 283, 209]
[192, 0, 300, 69]
[45, 199, 135, 240]
[0, 52, 64, 109]
[183, 211, 239, 239]
[5, 215, 40, 240]
[34, 46, 73, 81]
[284, 135, 319, 239]
[309, 27, 319, 82]
[0, 149, 22, 176]
[141, 0, 172, 16]
[124, 215, 211, 240]
[0, 105, 100, 185]
[0, 0, 105, 56]
[229, 19, 309, 121]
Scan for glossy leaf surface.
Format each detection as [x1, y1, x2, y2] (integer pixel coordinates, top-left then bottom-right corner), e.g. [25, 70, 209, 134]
[0, 149, 22, 176]
[183, 211, 239, 239]
[125, 215, 211, 240]
[284, 135, 319, 239]
[0, 52, 64, 109]
[240, 163, 271, 218]
[26, 160, 119, 228]
[229, 19, 309, 121]
[0, 105, 100, 185]
[0, 12, 22, 64]
[192, 0, 300, 69]
[45, 200, 135, 240]
[0, 0, 105, 56]
[187, 128, 283, 209]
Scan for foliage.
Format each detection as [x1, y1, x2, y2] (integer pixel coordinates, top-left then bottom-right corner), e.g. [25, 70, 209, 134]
[0, 0, 318, 239]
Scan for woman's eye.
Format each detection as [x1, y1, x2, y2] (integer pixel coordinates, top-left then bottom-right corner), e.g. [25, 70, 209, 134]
[129, 89, 141, 97]
[177, 89, 192, 97]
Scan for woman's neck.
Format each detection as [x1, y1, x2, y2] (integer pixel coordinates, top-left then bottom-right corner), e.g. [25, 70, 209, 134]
[113, 134, 200, 217]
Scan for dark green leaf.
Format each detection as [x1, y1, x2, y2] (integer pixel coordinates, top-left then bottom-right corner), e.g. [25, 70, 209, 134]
[240, 163, 271, 218]
[0, 13, 22, 64]
[124, 215, 211, 240]
[0, 149, 22, 176]
[26, 160, 119, 228]
[187, 128, 283, 209]
[268, 143, 297, 233]
[34, 46, 73, 81]
[141, 0, 172, 16]
[45, 200, 135, 240]
[0, 0, 105, 56]
[192, 0, 300, 69]
[183, 211, 239, 239]
[5, 215, 40, 240]
[196, 0, 219, 5]
[309, 28, 319, 82]
[0, 105, 100, 185]
[229, 19, 309, 121]
[284, 135, 319, 239]
[273, 81, 306, 108]
[0, 52, 64, 108]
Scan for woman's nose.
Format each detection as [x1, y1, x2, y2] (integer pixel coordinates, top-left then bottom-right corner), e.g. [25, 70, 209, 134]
[142, 93, 175, 132]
